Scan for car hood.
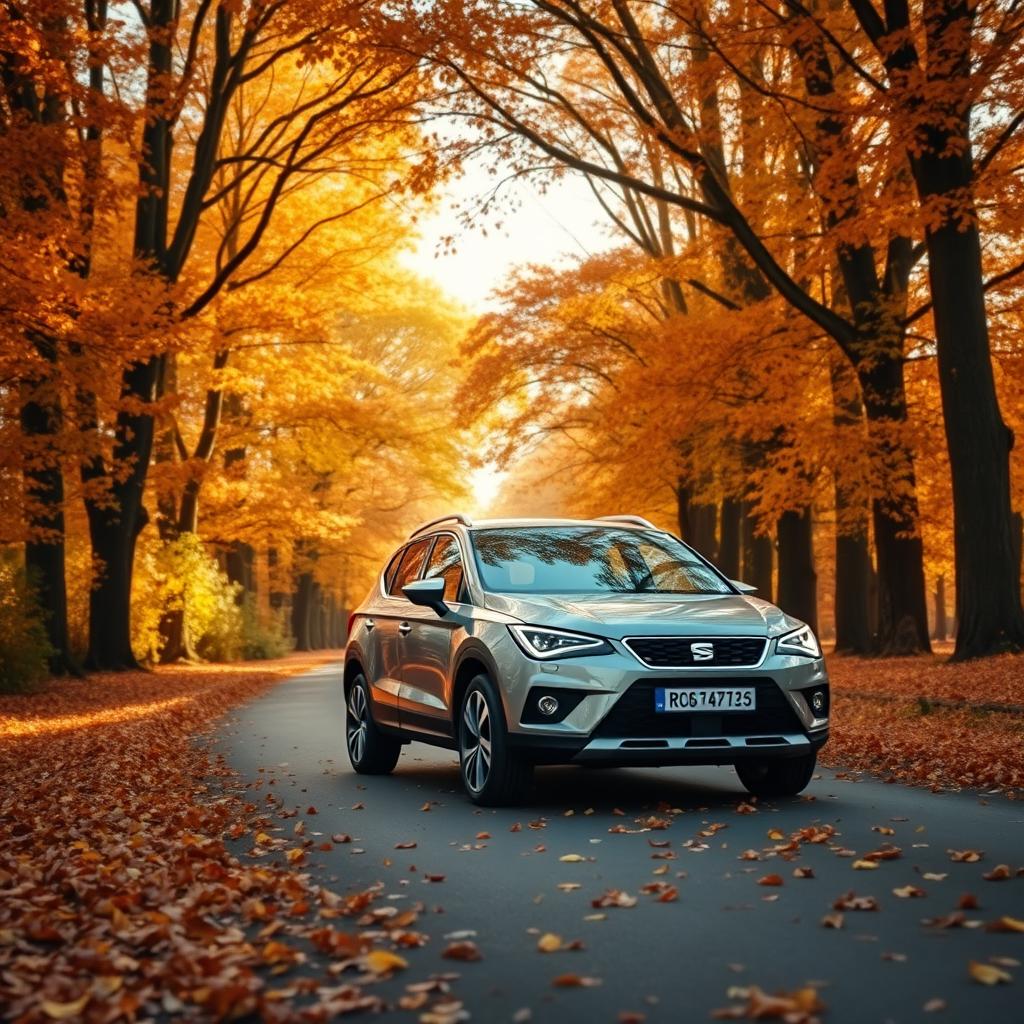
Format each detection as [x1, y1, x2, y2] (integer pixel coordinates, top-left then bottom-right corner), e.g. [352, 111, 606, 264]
[481, 591, 793, 638]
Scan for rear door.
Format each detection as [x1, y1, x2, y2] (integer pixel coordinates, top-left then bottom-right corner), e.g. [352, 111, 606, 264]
[399, 533, 467, 740]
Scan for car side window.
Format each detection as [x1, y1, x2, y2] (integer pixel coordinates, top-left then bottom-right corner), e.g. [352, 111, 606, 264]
[382, 548, 405, 593]
[423, 535, 465, 603]
[388, 539, 430, 596]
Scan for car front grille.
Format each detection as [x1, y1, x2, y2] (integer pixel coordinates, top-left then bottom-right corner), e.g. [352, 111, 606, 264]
[593, 678, 802, 739]
[623, 636, 767, 668]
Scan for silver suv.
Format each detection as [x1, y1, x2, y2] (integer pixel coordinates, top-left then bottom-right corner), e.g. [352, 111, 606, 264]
[343, 515, 829, 805]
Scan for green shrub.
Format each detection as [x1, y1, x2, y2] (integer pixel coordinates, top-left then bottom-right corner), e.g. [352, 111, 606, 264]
[0, 556, 55, 692]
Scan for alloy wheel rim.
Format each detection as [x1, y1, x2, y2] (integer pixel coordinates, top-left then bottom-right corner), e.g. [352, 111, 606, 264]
[347, 684, 368, 763]
[461, 690, 492, 793]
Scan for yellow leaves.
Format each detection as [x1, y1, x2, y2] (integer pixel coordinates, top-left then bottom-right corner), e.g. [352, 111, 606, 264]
[968, 961, 1013, 986]
[363, 950, 408, 974]
[40, 995, 90, 1020]
[558, 854, 587, 863]
[852, 859, 880, 870]
[537, 933, 565, 952]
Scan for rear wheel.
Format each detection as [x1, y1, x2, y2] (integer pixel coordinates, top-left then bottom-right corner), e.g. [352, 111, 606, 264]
[346, 674, 401, 775]
[459, 675, 533, 806]
[736, 751, 816, 798]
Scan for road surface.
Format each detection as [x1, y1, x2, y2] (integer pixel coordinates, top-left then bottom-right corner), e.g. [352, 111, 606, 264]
[217, 663, 1024, 1023]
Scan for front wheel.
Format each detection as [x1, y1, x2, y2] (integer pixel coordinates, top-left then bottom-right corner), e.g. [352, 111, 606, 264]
[736, 751, 816, 798]
[459, 675, 533, 806]
[346, 675, 401, 775]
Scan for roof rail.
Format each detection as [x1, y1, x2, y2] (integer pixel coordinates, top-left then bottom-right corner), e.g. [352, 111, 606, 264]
[596, 515, 659, 530]
[408, 512, 474, 538]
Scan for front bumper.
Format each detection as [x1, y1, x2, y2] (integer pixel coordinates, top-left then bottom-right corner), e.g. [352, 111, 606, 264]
[491, 631, 830, 766]
[508, 728, 829, 766]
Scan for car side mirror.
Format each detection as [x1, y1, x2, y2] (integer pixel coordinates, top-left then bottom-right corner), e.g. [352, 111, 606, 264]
[731, 580, 758, 594]
[402, 577, 448, 615]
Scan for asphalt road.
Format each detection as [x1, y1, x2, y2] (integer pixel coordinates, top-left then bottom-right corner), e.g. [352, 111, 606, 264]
[218, 663, 1024, 1023]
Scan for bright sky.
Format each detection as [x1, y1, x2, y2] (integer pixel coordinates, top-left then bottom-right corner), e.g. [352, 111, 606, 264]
[401, 159, 614, 312]
[401, 156, 617, 515]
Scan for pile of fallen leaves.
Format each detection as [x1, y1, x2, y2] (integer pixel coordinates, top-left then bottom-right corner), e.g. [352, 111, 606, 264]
[0, 655, 438, 1022]
[824, 654, 1024, 793]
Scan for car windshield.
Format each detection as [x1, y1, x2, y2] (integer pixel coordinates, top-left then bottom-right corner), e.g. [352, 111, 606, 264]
[470, 527, 732, 595]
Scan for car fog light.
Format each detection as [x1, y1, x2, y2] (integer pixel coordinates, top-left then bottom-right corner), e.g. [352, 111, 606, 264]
[537, 695, 559, 716]
[812, 691, 825, 713]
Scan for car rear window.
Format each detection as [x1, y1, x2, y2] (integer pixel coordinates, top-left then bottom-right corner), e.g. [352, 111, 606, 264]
[470, 527, 730, 595]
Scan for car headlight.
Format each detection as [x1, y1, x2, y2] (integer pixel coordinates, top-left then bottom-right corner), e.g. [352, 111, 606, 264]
[508, 625, 613, 660]
[775, 623, 821, 659]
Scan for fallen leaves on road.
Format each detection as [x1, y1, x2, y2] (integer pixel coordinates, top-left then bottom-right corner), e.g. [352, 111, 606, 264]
[711, 984, 826, 1022]
[537, 933, 584, 953]
[833, 891, 879, 911]
[552, 974, 603, 988]
[441, 941, 482, 962]
[591, 890, 638, 909]
[0, 654, 443, 1022]
[969, 961, 1014, 986]
[823, 656, 1024, 791]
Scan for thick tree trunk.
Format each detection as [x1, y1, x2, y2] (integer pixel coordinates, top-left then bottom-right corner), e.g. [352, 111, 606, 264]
[718, 498, 741, 580]
[21, 366, 73, 673]
[741, 501, 773, 597]
[898, 0, 1024, 658]
[776, 507, 817, 632]
[920, 213, 1024, 656]
[84, 356, 163, 669]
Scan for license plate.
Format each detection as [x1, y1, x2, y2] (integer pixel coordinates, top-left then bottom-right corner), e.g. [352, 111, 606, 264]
[655, 687, 756, 712]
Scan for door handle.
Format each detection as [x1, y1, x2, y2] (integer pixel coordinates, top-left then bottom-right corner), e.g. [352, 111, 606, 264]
[398, 622, 412, 636]
[364, 618, 375, 631]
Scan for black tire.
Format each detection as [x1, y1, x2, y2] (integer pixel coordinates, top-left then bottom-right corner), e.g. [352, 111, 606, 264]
[458, 674, 533, 806]
[346, 674, 401, 775]
[736, 751, 817, 798]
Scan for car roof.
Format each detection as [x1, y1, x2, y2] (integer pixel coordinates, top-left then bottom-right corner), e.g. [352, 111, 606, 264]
[407, 514, 668, 540]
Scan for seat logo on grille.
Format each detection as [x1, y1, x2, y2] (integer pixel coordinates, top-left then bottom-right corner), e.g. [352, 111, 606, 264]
[690, 641, 715, 661]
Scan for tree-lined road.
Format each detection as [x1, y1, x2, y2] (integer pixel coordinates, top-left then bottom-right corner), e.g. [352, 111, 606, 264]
[219, 666, 1024, 1022]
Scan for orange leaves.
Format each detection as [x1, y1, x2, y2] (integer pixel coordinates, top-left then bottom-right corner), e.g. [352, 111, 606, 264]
[591, 890, 638, 909]
[0, 655, 394, 1021]
[822, 658, 1024, 792]
[712, 985, 826, 1022]
[441, 941, 482, 962]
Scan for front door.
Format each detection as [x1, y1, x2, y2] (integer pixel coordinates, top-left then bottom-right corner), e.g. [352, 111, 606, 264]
[399, 534, 466, 740]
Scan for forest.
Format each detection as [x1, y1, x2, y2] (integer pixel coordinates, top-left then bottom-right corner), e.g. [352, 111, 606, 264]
[3, 0, 1024, 685]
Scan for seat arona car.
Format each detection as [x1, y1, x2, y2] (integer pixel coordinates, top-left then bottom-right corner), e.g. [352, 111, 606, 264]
[343, 515, 829, 805]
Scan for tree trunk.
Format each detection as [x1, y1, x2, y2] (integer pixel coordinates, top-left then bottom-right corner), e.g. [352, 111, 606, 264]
[933, 575, 948, 642]
[830, 356, 873, 655]
[84, 356, 163, 669]
[741, 501, 773, 597]
[21, 365, 74, 674]
[834, 530, 872, 655]
[718, 497, 741, 579]
[899, 0, 1024, 658]
[226, 542, 256, 595]
[858, 361, 931, 655]
[292, 572, 314, 652]
[776, 507, 817, 632]
[920, 213, 1024, 656]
